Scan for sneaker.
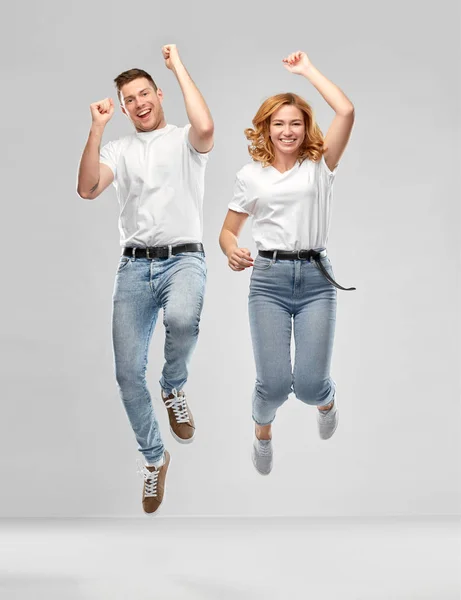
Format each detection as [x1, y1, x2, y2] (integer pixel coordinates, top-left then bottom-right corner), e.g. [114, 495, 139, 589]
[140, 450, 170, 515]
[317, 398, 339, 440]
[162, 388, 195, 444]
[252, 438, 273, 475]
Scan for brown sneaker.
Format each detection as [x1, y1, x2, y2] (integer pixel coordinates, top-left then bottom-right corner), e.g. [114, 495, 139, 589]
[140, 450, 170, 515]
[161, 388, 195, 444]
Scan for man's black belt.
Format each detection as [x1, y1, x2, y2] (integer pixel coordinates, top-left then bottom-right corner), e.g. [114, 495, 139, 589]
[258, 249, 356, 291]
[123, 243, 204, 259]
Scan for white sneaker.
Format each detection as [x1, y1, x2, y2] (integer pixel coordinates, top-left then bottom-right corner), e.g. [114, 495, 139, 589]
[317, 398, 339, 440]
[252, 438, 273, 475]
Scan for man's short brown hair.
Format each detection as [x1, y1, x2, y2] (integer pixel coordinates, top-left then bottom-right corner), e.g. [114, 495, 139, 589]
[114, 69, 158, 103]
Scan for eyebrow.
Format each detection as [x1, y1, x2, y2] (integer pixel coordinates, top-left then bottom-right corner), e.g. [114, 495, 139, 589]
[123, 88, 151, 100]
[272, 119, 303, 123]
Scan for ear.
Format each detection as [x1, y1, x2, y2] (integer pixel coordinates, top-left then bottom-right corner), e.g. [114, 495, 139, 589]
[156, 88, 164, 103]
[120, 105, 128, 117]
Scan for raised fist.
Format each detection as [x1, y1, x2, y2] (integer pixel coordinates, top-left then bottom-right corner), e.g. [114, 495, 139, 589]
[282, 51, 312, 75]
[90, 98, 114, 126]
[162, 44, 182, 71]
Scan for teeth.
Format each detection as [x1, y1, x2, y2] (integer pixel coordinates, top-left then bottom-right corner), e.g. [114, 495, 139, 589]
[138, 110, 150, 117]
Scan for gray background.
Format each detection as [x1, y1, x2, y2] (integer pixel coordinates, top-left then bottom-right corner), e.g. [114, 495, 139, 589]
[1, 0, 459, 517]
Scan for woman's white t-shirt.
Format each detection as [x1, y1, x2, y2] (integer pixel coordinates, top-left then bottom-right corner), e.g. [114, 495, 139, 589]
[228, 155, 338, 251]
[99, 124, 209, 248]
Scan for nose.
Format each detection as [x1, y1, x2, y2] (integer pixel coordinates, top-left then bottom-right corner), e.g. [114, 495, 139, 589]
[283, 126, 293, 137]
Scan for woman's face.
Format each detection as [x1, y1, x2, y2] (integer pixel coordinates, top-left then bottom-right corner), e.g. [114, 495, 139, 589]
[269, 104, 305, 158]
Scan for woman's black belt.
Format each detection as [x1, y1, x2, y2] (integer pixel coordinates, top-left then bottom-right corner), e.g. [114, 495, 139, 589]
[258, 249, 356, 291]
[123, 243, 204, 259]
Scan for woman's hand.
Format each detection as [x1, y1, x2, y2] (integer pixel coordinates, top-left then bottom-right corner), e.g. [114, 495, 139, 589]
[282, 51, 312, 76]
[227, 247, 254, 271]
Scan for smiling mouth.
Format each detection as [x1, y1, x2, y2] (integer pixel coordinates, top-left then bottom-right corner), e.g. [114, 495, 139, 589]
[279, 139, 296, 144]
[137, 109, 152, 119]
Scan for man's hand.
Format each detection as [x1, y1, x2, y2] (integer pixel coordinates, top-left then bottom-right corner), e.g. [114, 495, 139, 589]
[90, 98, 114, 127]
[162, 44, 182, 71]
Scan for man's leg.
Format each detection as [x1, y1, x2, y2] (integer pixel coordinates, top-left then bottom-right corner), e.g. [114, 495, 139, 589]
[154, 253, 206, 443]
[112, 257, 165, 464]
[158, 253, 207, 394]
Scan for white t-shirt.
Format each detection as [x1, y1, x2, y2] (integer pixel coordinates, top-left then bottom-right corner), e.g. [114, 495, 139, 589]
[100, 124, 209, 247]
[228, 156, 338, 251]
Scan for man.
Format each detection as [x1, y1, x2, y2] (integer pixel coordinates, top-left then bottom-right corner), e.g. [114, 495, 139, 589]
[77, 44, 214, 515]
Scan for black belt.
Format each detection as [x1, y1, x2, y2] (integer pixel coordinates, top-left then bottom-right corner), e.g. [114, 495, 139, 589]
[258, 249, 356, 291]
[123, 243, 204, 259]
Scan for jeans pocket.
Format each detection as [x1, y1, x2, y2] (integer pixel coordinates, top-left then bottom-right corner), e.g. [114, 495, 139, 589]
[252, 256, 274, 271]
[315, 256, 335, 278]
[117, 256, 131, 273]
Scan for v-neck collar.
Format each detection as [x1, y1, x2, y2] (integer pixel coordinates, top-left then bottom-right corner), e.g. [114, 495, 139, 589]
[267, 161, 299, 176]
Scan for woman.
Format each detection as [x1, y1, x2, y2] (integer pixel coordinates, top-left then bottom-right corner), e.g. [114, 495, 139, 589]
[219, 51, 355, 475]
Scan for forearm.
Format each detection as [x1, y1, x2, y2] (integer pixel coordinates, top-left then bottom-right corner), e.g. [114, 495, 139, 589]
[219, 228, 239, 257]
[172, 62, 214, 134]
[303, 65, 354, 115]
[77, 125, 105, 196]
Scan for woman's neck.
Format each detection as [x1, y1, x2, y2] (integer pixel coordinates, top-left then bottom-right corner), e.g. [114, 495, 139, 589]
[271, 153, 298, 173]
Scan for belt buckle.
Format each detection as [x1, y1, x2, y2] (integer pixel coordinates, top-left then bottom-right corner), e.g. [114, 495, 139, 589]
[146, 248, 151, 259]
[297, 249, 308, 261]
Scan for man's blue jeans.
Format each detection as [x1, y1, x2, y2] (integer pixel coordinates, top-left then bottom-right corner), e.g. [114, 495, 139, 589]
[248, 253, 337, 425]
[112, 252, 206, 463]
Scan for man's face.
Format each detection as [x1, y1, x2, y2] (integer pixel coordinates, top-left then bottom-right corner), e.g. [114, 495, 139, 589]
[120, 78, 166, 132]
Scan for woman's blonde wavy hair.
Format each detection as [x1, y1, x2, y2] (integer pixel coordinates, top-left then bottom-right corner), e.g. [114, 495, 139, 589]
[244, 93, 325, 166]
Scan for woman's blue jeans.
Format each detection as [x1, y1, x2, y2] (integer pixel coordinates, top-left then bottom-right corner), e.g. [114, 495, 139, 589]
[248, 253, 337, 426]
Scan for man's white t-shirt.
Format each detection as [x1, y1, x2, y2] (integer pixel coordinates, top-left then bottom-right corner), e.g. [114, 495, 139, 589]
[100, 124, 209, 248]
[228, 156, 338, 251]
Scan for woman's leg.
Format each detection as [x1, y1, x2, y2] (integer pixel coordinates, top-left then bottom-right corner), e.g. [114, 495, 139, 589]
[292, 258, 337, 408]
[248, 262, 293, 427]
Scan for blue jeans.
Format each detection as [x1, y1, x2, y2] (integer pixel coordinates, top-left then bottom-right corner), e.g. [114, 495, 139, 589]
[248, 253, 337, 425]
[112, 252, 206, 463]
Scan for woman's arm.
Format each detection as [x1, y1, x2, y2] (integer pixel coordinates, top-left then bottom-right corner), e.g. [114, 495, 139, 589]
[219, 210, 254, 271]
[283, 51, 355, 171]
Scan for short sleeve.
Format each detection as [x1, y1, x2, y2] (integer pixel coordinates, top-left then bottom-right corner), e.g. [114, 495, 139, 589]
[320, 154, 339, 184]
[100, 140, 120, 177]
[183, 123, 211, 160]
[228, 174, 254, 216]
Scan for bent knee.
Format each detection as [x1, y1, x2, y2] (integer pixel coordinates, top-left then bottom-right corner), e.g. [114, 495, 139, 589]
[294, 379, 333, 405]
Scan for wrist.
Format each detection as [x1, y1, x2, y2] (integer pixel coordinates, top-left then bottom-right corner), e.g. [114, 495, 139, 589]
[225, 245, 238, 258]
[301, 64, 316, 78]
[90, 123, 105, 137]
[171, 61, 186, 77]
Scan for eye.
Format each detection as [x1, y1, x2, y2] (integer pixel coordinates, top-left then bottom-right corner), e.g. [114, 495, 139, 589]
[127, 99, 133, 104]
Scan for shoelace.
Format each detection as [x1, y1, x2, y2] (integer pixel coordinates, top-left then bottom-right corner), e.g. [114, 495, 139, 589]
[318, 406, 335, 419]
[163, 388, 190, 424]
[137, 463, 160, 498]
[255, 440, 272, 456]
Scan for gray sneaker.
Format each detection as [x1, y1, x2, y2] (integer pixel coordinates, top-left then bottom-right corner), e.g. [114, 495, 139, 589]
[252, 438, 273, 475]
[317, 398, 339, 440]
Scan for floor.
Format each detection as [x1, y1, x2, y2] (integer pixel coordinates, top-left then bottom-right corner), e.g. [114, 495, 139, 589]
[0, 517, 459, 599]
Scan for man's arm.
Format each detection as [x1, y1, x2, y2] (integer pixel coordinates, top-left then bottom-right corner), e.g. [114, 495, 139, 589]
[77, 98, 115, 200]
[162, 44, 214, 153]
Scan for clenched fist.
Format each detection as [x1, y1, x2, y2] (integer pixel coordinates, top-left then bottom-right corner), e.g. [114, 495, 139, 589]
[90, 98, 114, 126]
[162, 44, 182, 71]
[282, 51, 312, 76]
[227, 247, 254, 272]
